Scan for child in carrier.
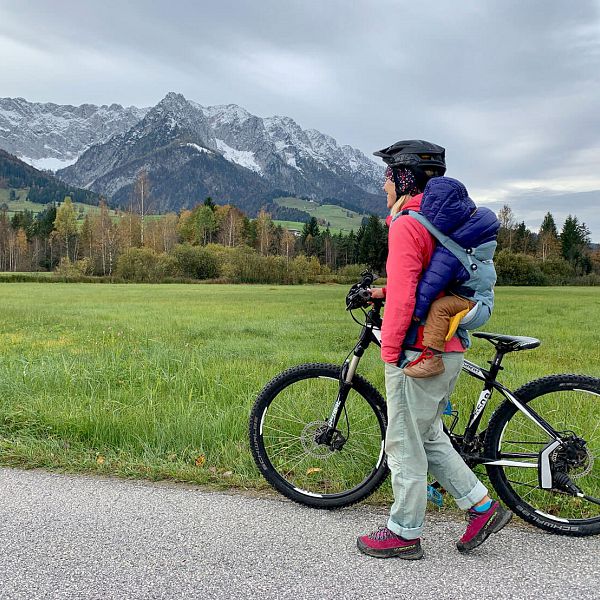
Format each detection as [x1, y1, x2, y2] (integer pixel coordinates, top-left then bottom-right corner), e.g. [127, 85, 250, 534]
[401, 176, 500, 378]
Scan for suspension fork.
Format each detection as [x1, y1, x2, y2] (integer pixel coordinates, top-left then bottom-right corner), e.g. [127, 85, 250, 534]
[324, 327, 371, 433]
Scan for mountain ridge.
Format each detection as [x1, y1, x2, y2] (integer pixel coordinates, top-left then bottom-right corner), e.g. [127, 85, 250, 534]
[0, 93, 386, 216]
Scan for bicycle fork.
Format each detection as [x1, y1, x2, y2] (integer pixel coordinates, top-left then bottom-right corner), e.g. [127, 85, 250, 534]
[316, 344, 366, 449]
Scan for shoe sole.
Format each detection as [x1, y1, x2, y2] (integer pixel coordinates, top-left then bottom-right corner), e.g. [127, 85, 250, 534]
[356, 538, 424, 560]
[456, 508, 513, 553]
[403, 368, 446, 378]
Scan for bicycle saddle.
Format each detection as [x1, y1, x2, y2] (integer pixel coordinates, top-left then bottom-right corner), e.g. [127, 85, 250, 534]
[472, 332, 541, 352]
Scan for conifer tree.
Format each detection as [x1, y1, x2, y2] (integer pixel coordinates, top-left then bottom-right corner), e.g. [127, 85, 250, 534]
[561, 215, 591, 274]
[301, 217, 321, 256]
[358, 215, 387, 272]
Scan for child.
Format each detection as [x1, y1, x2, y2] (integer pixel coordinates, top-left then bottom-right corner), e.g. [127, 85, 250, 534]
[402, 177, 500, 378]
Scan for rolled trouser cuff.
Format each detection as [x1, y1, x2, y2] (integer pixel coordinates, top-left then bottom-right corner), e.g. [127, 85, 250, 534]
[386, 517, 422, 541]
[454, 480, 488, 510]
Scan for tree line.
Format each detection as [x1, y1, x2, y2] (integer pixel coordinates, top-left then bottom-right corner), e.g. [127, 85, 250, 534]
[494, 205, 599, 285]
[0, 191, 598, 285]
[0, 193, 388, 283]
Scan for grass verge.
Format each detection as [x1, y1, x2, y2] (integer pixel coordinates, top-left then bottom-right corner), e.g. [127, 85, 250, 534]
[1, 284, 599, 511]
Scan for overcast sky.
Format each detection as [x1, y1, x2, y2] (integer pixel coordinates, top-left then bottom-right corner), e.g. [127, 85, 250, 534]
[1, 0, 599, 238]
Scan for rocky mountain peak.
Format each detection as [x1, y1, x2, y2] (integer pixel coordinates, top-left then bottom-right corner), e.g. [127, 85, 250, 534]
[2, 94, 385, 215]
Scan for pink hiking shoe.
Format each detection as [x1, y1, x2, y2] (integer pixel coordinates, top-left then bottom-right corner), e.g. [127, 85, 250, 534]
[357, 527, 424, 559]
[456, 501, 513, 553]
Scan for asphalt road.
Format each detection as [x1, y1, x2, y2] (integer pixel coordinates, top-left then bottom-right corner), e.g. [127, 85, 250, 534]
[0, 468, 598, 599]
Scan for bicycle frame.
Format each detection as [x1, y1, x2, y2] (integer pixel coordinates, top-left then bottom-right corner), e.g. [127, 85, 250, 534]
[328, 305, 565, 474]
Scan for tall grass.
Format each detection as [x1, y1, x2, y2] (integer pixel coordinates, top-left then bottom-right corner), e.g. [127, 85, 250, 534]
[0, 284, 599, 495]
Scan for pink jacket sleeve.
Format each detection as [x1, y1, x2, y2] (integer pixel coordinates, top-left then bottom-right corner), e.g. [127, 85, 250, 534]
[381, 215, 433, 364]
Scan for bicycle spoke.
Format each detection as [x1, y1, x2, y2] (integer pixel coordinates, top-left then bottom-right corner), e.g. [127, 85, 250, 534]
[494, 384, 600, 525]
[254, 373, 385, 496]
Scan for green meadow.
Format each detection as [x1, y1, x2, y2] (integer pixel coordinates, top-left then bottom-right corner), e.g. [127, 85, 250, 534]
[274, 197, 368, 234]
[2, 192, 120, 220]
[1, 284, 599, 504]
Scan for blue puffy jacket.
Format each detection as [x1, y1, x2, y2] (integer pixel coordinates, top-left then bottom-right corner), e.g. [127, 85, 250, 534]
[413, 177, 500, 320]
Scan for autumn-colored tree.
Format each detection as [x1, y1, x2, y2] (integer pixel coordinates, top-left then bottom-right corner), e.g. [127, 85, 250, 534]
[280, 229, 297, 263]
[143, 218, 162, 252]
[177, 209, 195, 244]
[590, 248, 600, 274]
[91, 201, 118, 275]
[537, 212, 560, 262]
[215, 205, 245, 247]
[117, 211, 142, 250]
[0, 210, 10, 270]
[15, 227, 29, 271]
[80, 214, 94, 260]
[255, 209, 274, 256]
[497, 205, 516, 252]
[196, 205, 218, 245]
[321, 227, 334, 268]
[54, 196, 78, 260]
[159, 213, 179, 253]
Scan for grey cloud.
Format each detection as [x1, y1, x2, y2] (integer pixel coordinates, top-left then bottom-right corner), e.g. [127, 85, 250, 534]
[0, 0, 599, 237]
[482, 190, 600, 239]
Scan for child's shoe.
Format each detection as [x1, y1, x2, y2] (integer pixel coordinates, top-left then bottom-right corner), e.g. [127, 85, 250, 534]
[403, 348, 445, 378]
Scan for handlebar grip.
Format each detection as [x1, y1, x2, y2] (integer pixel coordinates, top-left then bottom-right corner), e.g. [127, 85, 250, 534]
[360, 270, 374, 287]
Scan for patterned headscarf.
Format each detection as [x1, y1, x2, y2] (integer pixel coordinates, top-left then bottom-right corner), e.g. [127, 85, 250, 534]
[385, 166, 420, 197]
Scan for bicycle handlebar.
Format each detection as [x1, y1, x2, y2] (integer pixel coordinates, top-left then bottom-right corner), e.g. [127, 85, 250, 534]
[345, 270, 380, 311]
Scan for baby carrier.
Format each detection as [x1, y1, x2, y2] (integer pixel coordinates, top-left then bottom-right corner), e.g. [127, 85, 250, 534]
[401, 209, 497, 335]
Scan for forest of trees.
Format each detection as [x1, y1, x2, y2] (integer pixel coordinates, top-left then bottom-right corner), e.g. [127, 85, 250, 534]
[1, 188, 598, 285]
[0, 192, 389, 283]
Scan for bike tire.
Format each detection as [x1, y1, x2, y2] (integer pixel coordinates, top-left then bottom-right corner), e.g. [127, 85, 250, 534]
[485, 374, 600, 536]
[249, 363, 388, 509]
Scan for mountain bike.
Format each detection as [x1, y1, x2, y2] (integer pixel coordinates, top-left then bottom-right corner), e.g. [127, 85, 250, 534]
[249, 272, 600, 536]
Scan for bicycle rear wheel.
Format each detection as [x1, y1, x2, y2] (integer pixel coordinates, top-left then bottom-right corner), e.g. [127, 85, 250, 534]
[486, 374, 600, 536]
[249, 363, 388, 508]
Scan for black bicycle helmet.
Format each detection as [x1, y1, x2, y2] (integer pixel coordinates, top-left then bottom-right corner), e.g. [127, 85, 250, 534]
[374, 140, 446, 183]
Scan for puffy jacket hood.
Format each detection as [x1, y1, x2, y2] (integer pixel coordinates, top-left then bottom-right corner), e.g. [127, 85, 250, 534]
[421, 177, 476, 235]
[412, 177, 500, 325]
[452, 206, 500, 246]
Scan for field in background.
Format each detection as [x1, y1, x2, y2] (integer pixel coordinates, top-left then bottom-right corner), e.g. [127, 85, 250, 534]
[2, 194, 168, 225]
[274, 197, 369, 234]
[0, 284, 599, 502]
[4, 192, 369, 233]
[1, 191, 117, 219]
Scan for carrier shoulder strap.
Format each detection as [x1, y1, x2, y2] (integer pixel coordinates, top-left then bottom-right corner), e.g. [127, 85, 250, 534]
[400, 209, 477, 274]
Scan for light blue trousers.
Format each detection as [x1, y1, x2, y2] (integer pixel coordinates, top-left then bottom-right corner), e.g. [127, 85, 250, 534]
[384, 351, 488, 539]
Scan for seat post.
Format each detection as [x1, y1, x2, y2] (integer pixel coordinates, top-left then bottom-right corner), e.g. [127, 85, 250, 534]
[486, 349, 505, 384]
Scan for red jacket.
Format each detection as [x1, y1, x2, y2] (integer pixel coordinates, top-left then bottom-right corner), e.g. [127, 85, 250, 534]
[381, 193, 464, 364]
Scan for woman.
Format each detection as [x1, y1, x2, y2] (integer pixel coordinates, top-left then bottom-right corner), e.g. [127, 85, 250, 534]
[357, 140, 512, 559]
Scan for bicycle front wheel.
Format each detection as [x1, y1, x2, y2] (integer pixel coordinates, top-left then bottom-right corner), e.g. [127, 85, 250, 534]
[486, 374, 600, 536]
[249, 363, 388, 508]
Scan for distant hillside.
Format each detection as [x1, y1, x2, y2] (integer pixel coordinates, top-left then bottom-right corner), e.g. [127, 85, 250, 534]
[0, 149, 99, 206]
[274, 197, 369, 234]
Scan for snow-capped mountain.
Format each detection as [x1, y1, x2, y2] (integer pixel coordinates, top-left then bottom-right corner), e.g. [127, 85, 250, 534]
[1, 93, 385, 215]
[0, 97, 148, 171]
